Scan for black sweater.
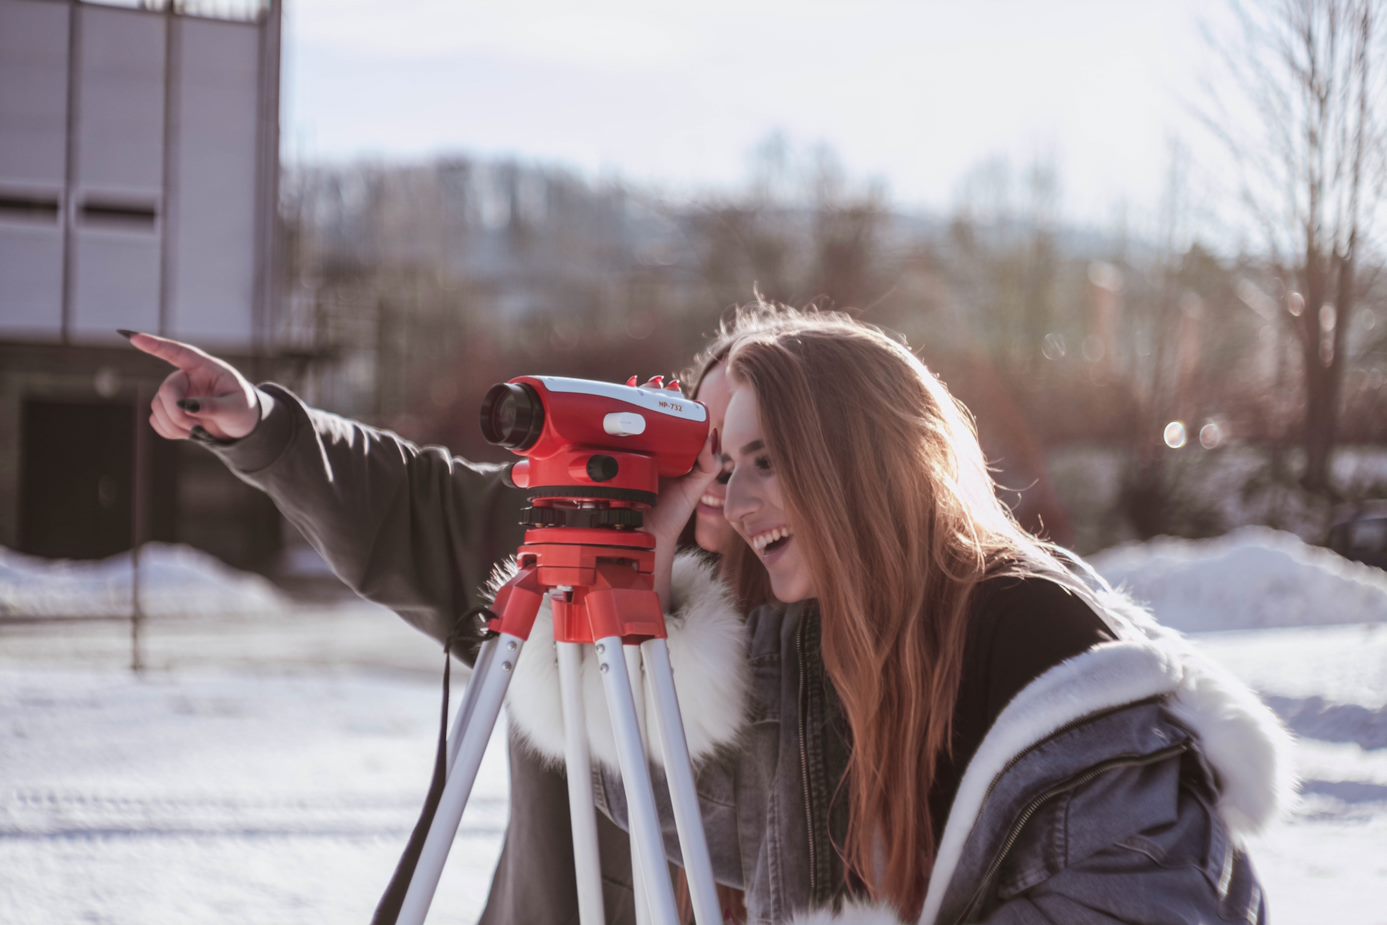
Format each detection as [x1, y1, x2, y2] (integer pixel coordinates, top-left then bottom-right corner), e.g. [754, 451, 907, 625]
[926, 575, 1115, 842]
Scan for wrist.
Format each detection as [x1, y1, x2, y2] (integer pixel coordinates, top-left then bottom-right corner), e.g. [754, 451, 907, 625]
[203, 384, 294, 473]
[245, 385, 271, 436]
[654, 546, 674, 611]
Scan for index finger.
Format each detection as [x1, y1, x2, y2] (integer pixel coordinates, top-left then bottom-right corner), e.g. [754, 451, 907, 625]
[691, 426, 721, 478]
[127, 332, 208, 371]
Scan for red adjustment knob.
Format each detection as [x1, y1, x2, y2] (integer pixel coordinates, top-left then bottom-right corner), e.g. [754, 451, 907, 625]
[666, 379, 683, 392]
[507, 459, 532, 489]
[626, 375, 639, 387]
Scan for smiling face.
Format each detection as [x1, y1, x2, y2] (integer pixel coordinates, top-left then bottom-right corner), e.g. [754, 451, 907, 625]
[692, 363, 737, 556]
[720, 383, 815, 602]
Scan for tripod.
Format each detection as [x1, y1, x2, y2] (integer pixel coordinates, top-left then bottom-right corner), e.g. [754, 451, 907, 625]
[394, 518, 724, 925]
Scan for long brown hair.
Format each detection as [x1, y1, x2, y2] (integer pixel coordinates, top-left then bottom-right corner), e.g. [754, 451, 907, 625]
[673, 300, 814, 609]
[724, 312, 1077, 918]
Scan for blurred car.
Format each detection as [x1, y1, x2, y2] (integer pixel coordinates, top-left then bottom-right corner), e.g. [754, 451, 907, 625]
[1327, 501, 1387, 571]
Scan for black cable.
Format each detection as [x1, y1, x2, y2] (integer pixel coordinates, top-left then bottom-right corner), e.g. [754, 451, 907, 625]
[371, 605, 497, 924]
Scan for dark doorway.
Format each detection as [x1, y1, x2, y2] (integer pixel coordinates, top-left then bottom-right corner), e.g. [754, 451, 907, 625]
[19, 398, 178, 559]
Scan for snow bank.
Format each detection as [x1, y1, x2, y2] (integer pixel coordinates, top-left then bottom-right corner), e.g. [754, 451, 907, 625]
[1091, 526, 1387, 632]
[0, 543, 289, 620]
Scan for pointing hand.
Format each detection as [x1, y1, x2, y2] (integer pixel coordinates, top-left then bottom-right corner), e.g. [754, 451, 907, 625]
[124, 331, 260, 441]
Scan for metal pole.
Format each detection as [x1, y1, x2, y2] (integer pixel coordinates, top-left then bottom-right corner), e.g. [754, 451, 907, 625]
[397, 633, 524, 925]
[130, 386, 149, 675]
[60, 0, 81, 344]
[444, 637, 499, 774]
[596, 637, 679, 924]
[558, 642, 607, 925]
[643, 639, 721, 924]
[626, 644, 654, 925]
[253, 0, 283, 360]
[158, 0, 179, 336]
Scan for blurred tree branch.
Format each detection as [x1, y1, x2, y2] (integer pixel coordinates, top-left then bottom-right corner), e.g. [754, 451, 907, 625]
[1202, 0, 1387, 492]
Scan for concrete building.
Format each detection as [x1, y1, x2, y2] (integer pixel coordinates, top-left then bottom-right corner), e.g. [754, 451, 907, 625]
[0, 0, 286, 569]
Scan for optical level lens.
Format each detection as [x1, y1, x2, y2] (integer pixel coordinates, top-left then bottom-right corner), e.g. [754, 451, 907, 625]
[481, 382, 545, 450]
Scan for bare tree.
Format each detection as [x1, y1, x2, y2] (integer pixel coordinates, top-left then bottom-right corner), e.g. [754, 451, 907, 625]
[946, 155, 1063, 375]
[1203, 0, 1387, 491]
[688, 135, 888, 313]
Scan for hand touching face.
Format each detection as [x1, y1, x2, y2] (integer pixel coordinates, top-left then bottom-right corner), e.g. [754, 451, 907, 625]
[692, 364, 737, 556]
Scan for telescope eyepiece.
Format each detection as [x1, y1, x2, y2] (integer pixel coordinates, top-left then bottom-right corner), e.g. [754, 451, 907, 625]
[481, 382, 545, 450]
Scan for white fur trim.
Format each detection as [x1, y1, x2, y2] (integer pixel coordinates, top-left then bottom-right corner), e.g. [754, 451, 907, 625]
[790, 900, 905, 925]
[497, 553, 748, 769]
[1092, 587, 1300, 839]
[916, 585, 1296, 925]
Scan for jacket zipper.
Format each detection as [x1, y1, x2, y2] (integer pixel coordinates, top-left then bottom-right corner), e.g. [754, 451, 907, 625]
[796, 617, 819, 901]
[978, 695, 1166, 808]
[954, 741, 1190, 924]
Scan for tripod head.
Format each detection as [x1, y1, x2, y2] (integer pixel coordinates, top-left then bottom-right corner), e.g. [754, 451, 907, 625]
[480, 375, 709, 644]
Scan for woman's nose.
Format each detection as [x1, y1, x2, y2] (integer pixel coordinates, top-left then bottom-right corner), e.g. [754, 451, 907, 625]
[722, 469, 756, 523]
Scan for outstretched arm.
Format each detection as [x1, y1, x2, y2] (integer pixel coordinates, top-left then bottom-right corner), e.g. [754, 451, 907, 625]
[128, 332, 526, 655]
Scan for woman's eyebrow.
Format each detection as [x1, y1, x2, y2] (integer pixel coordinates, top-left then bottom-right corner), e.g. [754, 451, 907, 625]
[738, 439, 765, 456]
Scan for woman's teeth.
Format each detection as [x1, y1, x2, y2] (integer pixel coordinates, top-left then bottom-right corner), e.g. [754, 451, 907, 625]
[699, 493, 724, 508]
[750, 526, 793, 553]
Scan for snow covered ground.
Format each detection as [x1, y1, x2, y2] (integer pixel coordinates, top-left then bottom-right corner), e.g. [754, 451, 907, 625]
[0, 598, 505, 925]
[3, 529, 1387, 923]
[0, 544, 291, 621]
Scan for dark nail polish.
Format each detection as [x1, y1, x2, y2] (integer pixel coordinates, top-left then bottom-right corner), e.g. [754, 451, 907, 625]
[190, 425, 213, 442]
[178, 399, 201, 414]
[117, 329, 138, 340]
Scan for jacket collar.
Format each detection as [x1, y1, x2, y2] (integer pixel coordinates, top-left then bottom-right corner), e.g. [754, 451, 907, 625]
[794, 584, 1295, 925]
[916, 586, 1296, 925]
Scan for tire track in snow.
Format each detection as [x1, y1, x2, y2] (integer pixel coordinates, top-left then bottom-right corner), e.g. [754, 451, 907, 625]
[1, 788, 506, 842]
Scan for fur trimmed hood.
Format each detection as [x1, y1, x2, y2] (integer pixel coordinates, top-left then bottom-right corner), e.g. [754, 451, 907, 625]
[491, 553, 749, 769]
[794, 583, 1296, 925]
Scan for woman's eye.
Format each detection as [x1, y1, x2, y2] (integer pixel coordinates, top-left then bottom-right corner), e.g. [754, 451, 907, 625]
[754, 455, 773, 473]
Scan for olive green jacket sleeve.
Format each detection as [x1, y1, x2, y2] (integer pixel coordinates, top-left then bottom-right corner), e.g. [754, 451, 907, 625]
[200, 383, 527, 658]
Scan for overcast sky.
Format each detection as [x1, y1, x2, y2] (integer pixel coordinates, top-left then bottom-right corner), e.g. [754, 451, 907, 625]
[282, 0, 1223, 229]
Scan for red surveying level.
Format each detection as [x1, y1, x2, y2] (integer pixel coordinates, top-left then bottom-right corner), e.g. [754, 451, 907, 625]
[390, 375, 723, 925]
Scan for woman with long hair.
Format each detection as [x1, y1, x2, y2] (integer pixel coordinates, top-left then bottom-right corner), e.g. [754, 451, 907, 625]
[511, 308, 1290, 924]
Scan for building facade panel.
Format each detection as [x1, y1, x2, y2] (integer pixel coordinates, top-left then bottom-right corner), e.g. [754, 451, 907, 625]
[0, 0, 68, 338]
[71, 227, 160, 337]
[0, 223, 63, 335]
[0, 0, 69, 187]
[169, 16, 260, 345]
[73, 5, 166, 196]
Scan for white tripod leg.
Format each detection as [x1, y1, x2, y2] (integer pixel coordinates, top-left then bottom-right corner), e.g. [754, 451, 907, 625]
[557, 641, 606, 925]
[626, 645, 654, 925]
[398, 632, 524, 925]
[642, 639, 721, 924]
[595, 636, 680, 924]
[445, 636, 499, 774]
